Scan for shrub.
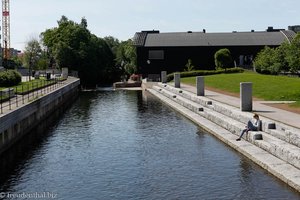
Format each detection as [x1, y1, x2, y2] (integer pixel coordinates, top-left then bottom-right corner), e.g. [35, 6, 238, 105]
[166, 68, 244, 82]
[0, 70, 22, 87]
[214, 48, 233, 70]
[184, 59, 195, 72]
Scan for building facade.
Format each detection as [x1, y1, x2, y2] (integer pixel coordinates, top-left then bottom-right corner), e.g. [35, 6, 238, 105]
[133, 27, 297, 77]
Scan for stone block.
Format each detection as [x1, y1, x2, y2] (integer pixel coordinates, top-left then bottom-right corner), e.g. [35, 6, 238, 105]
[240, 82, 252, 111]
[253, 133, 263, 140]
[174, 73, 180, 88]
[161, 71, 167, 83]
[62, 68, 68, 79]
[196, 76, 205, 96]
[268, 122, 276, 129]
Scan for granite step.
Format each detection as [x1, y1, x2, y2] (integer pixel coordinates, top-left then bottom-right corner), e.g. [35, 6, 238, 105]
[152, 85, 300, 170]
[157, 83, 300, 149]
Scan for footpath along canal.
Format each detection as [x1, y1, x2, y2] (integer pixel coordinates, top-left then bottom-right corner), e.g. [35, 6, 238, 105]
[0, 90, 299, 200]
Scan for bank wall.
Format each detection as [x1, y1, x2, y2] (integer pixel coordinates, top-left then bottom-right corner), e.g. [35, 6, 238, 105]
[0, 78, 80, 155]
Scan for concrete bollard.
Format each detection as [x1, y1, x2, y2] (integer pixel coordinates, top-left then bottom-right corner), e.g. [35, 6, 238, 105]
[161, 71, 167, 83]
[196, 76, 205, 96]
[174, 73, 181, 88]
[240, 82, 252, 111]
[62, 68, 68, 79]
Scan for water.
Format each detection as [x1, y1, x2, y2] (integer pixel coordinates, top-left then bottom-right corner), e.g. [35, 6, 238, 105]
[0, 90, 299, 200]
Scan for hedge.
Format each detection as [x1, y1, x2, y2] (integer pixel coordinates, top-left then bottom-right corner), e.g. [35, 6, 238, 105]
[0, 70, 22, 87]
[166, 68, 244, 82]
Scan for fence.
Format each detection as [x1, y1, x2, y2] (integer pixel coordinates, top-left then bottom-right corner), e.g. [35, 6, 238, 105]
[0, 78, 66, 114]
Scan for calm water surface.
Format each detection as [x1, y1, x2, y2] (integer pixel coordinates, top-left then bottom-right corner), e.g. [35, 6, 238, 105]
[0, 90, 299, 200]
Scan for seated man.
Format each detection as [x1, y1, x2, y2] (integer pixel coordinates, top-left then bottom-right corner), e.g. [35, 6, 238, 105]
[236, 114, 261, 141]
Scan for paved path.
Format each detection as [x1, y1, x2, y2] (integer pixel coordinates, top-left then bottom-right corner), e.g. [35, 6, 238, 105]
[180, 83, 300, 129]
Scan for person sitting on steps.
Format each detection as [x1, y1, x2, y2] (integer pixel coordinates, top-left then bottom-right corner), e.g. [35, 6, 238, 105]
[236, 114, 261, 141]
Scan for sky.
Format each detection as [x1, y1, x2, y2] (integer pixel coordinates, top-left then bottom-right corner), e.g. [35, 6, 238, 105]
[9, 0, 300, 51]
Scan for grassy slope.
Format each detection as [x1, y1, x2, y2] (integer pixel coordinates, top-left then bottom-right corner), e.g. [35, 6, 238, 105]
[181, 71, 300, 107]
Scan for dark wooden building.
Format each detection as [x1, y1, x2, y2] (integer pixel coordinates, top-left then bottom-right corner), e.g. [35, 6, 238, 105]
[133, 27, 296, 77]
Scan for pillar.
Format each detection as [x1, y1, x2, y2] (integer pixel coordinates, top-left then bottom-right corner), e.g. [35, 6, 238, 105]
[62, 68, 68, 79]
[161, 71, 167, 83]
[240, 82, 252, 111]
[174, 73, 180, 88]
[196, 76, 205, 96]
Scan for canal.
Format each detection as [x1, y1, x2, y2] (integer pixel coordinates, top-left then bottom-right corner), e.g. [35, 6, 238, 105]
[0, 90, 299, 200]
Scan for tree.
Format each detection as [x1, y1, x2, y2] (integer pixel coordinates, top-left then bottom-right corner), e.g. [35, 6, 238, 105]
[23, 38, 42, 80]
[286, 33, 300, 73]
[253, 46, 277, 74]
[11, 55, 23, 68]
[41, 16, 120, 85]
[104, 36, 120, 56]
[254, 33, 300, 75]
[214, 48, 232, 70]
[115, 39, 137, 75]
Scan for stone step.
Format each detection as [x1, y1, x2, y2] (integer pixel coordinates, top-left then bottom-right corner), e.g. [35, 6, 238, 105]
[157, 83, 300, 148]
[153, 86, 204, 114]
[252, 134, 300, 169]
[153, 85, 300, 170]
[148, 88, 300, 192]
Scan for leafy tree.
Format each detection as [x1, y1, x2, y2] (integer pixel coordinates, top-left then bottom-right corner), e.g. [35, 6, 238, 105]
[104, 36, 120, 56]
[23, 38, 42, 79]
[41, 16, 120, 85]
[254, 33, 300, 75]
[253, 46, 276, 74]
[115, 39, 137, 75]
[11, 55, 23, 68]
[286, 33, 300, 73]
[274, 42, 290, 73]
[214, 48, 232, 70]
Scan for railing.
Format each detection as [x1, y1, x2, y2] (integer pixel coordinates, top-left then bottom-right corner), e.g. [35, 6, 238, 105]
[0, 78, 66, 114]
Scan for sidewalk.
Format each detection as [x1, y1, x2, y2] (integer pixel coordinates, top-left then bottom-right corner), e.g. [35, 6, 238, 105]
[180, 83, 300, 129]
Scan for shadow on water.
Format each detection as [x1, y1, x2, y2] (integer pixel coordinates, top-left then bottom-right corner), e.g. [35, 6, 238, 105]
[0, 108, 66, 191]
[0, 96, 81, 191]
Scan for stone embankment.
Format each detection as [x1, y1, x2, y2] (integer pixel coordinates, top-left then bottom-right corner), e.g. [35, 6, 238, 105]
[0, 77, 80, 155]
[147, 82, 300, 192]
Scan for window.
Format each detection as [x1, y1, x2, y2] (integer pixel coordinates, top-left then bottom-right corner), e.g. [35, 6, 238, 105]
[148, 50, 164, 60]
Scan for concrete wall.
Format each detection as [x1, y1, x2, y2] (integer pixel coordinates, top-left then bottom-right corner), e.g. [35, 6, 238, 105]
[0, 79, 80, 155]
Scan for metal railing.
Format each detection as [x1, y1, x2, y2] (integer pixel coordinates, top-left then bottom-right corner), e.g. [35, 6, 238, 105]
[0, 78, 66, 114]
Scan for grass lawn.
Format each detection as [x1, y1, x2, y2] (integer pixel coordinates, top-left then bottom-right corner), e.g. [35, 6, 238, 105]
[181, 71, 300, 107]
[0, 79, 57, 94]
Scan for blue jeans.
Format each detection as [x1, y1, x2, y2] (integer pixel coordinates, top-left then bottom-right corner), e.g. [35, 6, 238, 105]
[238, 120, 257, 139]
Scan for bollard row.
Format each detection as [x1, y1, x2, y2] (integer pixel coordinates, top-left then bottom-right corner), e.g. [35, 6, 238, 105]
[160, 71, 253, 112]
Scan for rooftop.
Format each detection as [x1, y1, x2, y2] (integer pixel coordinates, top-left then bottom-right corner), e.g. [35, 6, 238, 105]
[133, 28, 296, 47]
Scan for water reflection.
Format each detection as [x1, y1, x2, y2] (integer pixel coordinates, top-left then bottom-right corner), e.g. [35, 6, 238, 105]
[0, 90, 299, 200]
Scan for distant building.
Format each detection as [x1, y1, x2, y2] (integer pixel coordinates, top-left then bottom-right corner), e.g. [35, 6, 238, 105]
[288, 25, 300, 33]
[10, 48, 22, 57]
[133, 26, 297, 77]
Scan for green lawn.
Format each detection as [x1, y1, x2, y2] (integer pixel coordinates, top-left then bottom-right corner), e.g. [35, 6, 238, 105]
[181, 71, 300, 107]
[1, 79, 57, 94]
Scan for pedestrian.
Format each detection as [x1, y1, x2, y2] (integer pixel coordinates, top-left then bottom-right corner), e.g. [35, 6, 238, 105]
[236, 114, 261, 141]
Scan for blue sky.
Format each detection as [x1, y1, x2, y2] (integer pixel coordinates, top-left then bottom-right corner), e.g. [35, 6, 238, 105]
[10, 0, 300, 51]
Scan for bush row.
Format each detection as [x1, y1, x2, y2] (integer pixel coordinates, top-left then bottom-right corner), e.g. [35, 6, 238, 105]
[166, 68, 244, 82]
[0, 70, 22, 87]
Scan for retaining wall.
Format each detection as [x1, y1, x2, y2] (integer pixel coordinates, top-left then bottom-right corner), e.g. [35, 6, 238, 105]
[0, 78, 80, 155]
